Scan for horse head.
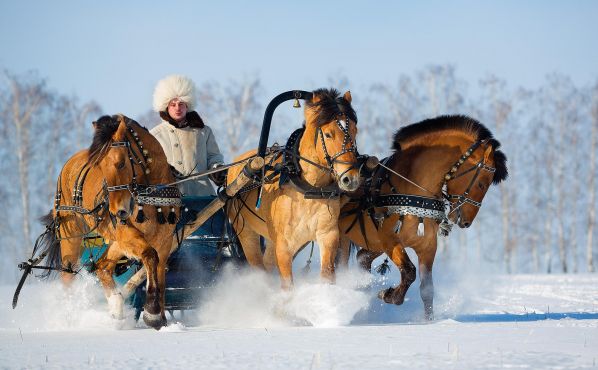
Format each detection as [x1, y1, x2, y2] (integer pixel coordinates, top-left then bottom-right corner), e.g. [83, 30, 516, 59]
[303, 88, 360, 192]
[445, 137, 508, 228]
[90, 114, 136, 223]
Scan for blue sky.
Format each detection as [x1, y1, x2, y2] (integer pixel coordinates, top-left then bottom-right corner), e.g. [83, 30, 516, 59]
[1, 0, 597, 117]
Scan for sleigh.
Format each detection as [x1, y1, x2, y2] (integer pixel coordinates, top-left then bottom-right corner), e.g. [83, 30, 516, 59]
[13, 90, 317, 323]
[72, 91, 317, 318]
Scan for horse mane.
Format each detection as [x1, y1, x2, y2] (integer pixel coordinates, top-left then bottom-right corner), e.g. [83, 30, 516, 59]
[88, 115, 121, 164]
[88, 115, 149, 165]
[305, 88, 357, 126]
[392, 115, 508, 184]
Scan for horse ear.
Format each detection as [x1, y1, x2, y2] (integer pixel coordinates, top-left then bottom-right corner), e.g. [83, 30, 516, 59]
[311, 92, 322, 104]
[343, 91, 352, 103]
[483, 144, 493, 163]
[113, 115, 128, 140]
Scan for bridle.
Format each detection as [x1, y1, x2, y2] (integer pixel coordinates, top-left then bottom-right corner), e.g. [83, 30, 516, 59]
[104, 126, 151, 195]
[97, 126, 155, 225]
[442, 139, 496, 219]
[55, 124, 181, 232]
[315, 114, 358, 179]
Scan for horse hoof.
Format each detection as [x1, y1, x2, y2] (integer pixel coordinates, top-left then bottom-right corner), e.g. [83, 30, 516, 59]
[143, 312, 166, 330]
[377, 288, 393, 303]
[108, 293, 124, 320]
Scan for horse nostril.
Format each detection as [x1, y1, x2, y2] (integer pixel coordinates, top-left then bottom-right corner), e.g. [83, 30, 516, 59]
[117, 210, 128, 219]
[341, 176, 351, 186]
[462, 221, 471, 228]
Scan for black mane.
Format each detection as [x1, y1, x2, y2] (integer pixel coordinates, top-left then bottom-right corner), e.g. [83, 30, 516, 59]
[306, 88, 357, 126]
[89, 115, 121, 163]
[392, 115, 508, 184]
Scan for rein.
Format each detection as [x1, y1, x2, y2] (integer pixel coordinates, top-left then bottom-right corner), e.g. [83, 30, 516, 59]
[343, 138, 497, 238]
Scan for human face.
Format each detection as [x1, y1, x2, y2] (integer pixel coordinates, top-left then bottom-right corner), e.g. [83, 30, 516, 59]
[167, 99, 188, 123]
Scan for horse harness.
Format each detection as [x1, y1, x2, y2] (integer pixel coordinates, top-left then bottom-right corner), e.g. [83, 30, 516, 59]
[235, 115, 358, 201]
[442, 138, 496, 216]
[53, 124, 182, 240]
[341, 156, 451, 248]
[342, 138, 497, 242]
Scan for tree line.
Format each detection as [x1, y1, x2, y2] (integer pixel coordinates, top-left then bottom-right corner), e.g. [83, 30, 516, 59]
[0, 66, 596, 282]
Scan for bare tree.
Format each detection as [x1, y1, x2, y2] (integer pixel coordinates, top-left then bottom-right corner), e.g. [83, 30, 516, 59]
[479, 75, 515, 273]
[417, 65, 466, 116]
[1, 71, 50, 249]
[198, 77, 262, 159]
[587, 83, 598, 272]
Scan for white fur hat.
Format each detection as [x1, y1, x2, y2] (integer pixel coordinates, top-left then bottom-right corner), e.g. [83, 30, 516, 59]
[152, 74, 197, 112]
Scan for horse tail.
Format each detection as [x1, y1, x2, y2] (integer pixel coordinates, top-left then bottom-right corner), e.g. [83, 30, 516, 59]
[34, 211, 62, 279]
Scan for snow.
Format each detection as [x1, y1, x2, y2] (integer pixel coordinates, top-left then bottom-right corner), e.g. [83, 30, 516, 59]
[1, 267, 597, 369]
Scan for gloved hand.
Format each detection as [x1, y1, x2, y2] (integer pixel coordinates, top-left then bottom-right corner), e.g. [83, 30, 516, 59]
[208, 163, 227, 187]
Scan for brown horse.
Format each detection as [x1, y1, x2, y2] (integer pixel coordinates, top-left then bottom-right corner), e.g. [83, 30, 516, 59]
[36, 114, 179, 329]
[227, 88, 361, 289]
[338, 115, 508, 320]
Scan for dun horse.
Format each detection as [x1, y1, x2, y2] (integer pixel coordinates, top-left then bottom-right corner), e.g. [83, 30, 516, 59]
[227, 88, 361, 288]
[339, 115, 508, 320]
[35, 115, 179, 329]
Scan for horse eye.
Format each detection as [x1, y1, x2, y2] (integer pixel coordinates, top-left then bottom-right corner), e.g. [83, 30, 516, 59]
[478, 182, 486, 191]
[324, 132, 333, 139]
[117, 161, 125, 170]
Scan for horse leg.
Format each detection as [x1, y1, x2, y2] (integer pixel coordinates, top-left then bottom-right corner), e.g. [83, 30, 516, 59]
[274, 241, 294, 290]
[156, 248, 170, 325]
[235, 227, 265, 269]
[316, 229, 339, 284]
[59, 238, 82, 285]
[378, 246, 416, 306]
[116, 229, 164, 329]
[336, 236, 351, 271]
[356, 249, 382, 272]
[95, 245, 125, 320]
[416, 242, 437, 321]
[140, 246, 163, 329]
[263, 238, 278, 273]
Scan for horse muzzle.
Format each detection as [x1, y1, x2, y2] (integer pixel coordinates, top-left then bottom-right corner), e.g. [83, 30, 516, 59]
[338, 171, 361, 192]
[459, 220, 472, 228]
[115, 209, 131, 225]
[451, 211, 471, 229]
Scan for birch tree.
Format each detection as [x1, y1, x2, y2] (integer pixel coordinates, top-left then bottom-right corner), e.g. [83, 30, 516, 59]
[479, 75, 515, 273]
[1, 71, 50, 249]
[198, 77, 262, 159]
[587, 82, 598, 272]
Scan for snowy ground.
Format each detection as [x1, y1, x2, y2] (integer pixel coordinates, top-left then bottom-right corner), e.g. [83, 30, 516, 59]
[1, 264, 597, 369]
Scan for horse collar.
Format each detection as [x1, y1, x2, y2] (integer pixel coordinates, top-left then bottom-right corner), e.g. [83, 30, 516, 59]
[280, 128, 340, 199]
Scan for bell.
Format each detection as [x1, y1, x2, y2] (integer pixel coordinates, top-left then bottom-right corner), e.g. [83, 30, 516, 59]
[293, 98, 301, 108]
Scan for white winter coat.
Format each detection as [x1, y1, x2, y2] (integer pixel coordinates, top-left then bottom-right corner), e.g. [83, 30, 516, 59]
[150, 122, 224, 196]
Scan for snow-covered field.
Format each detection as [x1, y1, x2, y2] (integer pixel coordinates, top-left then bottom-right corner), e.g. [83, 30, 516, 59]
[1, 265, 597, 369]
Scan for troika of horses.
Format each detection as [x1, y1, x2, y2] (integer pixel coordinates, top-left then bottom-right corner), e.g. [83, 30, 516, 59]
[14, 88, 507, 328]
